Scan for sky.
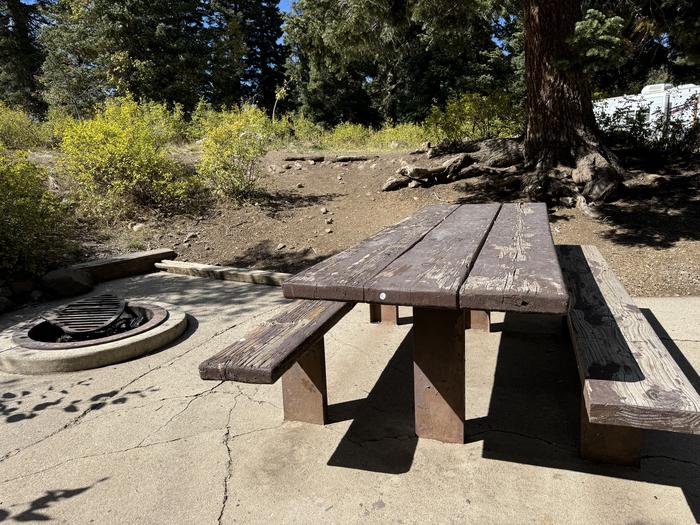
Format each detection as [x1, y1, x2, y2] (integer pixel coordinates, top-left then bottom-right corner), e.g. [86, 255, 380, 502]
[279, 0, 292, 13]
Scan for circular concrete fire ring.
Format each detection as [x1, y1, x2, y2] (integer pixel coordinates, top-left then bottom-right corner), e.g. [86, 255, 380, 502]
[0, 302, 187, 375]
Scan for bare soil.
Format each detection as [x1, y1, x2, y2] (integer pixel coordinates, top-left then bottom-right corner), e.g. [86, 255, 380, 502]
[94, 149, 700, 297]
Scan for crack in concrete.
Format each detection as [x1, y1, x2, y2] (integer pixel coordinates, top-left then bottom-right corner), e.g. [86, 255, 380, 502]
[642, 454, 700, 470]
[0, 431, 218, 485]
[136, 382, 224, 448]
[0, 303, 288, 465]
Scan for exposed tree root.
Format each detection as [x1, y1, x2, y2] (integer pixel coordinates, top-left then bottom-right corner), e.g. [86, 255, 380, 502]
[383, 136, 624, 206]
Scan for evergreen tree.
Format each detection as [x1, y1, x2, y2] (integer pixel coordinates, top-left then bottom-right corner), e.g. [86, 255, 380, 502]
[0, 0, 45, 114]
[237, 0, 286, 111]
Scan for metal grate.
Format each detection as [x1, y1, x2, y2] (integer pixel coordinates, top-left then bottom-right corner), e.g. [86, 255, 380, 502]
[43, 294, 126, 335]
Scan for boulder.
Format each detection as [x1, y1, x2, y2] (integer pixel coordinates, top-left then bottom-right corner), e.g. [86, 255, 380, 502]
[42, 268, 94, 298]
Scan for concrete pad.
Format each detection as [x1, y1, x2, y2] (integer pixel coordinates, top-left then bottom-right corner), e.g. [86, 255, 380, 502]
[0, 278, 699, 524]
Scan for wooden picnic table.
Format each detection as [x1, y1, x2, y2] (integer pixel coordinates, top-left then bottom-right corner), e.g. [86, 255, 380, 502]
[282, 202, 569, 443]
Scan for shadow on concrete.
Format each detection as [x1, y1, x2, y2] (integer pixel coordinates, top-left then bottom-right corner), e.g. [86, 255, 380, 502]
[327, 330, 418, 474]
[478, 312, 700, 523]
[0, 477, 108, 522]
[0, 378, 159, 425]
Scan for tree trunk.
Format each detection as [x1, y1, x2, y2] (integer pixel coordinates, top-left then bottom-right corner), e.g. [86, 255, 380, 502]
[523, 0, 622, 202]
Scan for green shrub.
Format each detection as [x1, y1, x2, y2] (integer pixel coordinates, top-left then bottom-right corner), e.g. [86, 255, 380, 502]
[61, 97, 199, 220]
[139, 99, 189, 145]
[597, 97, 700, 154]
[322, 122, 370, 150]
[289, 112, 324, 146]
[0, 103, 43, 150]
[0, 151, 76, 275]
[197, 104, 271, 198]
[189, 99, 227, 140]
[367, 123, 429, 150]
[40, 107, 78, 148]
[425, 92, 524, 144]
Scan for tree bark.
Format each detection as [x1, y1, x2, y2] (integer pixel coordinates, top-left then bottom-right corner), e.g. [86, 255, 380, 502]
[523, 0, 622, 202]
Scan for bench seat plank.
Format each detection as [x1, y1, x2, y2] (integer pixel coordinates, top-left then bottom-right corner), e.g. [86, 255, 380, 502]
[557, 244, 700, 434]
[199, 300, 354, 384]
[459, 202, 569, 314]
[282, 204, 458, 302]
[364, 203, 501, 308]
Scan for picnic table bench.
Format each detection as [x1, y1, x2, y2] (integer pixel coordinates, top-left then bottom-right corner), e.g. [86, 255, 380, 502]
[199, 202, 700, 466]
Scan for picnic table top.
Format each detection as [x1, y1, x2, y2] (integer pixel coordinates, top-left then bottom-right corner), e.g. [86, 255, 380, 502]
[282, 202, 569, 314]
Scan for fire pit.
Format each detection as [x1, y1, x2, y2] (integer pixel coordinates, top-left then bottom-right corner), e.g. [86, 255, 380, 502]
[1, 294, 187, 374]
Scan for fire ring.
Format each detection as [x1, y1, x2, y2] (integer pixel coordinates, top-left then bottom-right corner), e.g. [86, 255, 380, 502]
[0, 301, 187, 375]
[12, 303, 169, 350]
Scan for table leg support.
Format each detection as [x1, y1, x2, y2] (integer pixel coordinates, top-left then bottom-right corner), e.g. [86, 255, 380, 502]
[369, 303, 399, 325]
[281, 339, 327, 425]
[413, 307, 465, 443]
[465, 309, 490, 332]
[580, 399, 642, 466]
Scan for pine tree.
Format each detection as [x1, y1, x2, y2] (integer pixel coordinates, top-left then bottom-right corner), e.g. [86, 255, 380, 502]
[0, 0, 45, 114]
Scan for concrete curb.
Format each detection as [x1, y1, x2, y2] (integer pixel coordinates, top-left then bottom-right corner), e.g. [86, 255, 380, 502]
[155, 260, 292, 286]
[0, 303, 187, 375]
[71, 248, 177, 282]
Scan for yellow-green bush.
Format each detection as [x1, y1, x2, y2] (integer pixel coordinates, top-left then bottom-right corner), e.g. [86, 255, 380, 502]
[289, 112, 324, 146]
[425, 92, 524, 144]
[40, 107, 78, 148]
[321, 122, 370, 150]
[0, 103, 43, 150]
[197, 104, 271, 198]
[367, 123, 430, 150]
[188, 99, 227, 140]
[0, 151, 76, 275]
[61, 97, 199, 220]
[139, 99, 189, 145]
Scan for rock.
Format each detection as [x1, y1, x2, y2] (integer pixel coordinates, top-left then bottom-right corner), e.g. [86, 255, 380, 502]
[42, 268, 94, 298]
[307, 160, 316, 165]
[0, 297, 13, 314]
[325, 228, 333, 234]
[325, 218, 333, 225]
[283, 164, 292, 170]
[337, 175, 343, 181]
[183, 242, 191, 248]
[370, 163, 377, 169]
[132, 223, 146, 232]
[293, 162, 303, 170]
[9, 279, 35, 296]
[184, 232, 198, 242]
[296, 183, 304, 189]
[320, 207, 329, 214]
[276, 243, 286, 250]
[408, 180, 421, 188]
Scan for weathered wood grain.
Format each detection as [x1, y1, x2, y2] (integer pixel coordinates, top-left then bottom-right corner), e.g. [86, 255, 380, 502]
[558, 244, 700, 434]
[282, 204, 458, 302]
[459, 202, 568, 314]
[199, 300, 354, 384]
[364, 204, 500, 308]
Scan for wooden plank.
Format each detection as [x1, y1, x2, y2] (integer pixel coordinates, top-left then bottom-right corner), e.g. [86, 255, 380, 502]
[579, 398, 642, 466]
[466, 310, 490, 331]
[282, 339, 328, 425]
[155, 260, 291, 286]
[71, 249, 176, 282]
[558, 244, 700, 434]
[413, 307, 465, 443]
[459, 202, 568, 314]
[368, 303, 399, 324]
[282, 204, 458, 302]
[364, 204, 500, 308]
[198, 300, 354, 384]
